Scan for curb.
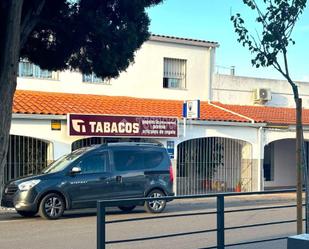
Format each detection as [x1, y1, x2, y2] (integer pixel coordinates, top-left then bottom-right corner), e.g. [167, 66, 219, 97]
[0, 207, 15, 215]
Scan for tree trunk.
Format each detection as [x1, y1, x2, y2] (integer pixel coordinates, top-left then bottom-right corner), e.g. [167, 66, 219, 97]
[288, 77, 304, 234]
[0, 0, 23, 197]
[295, 98, 303, 234]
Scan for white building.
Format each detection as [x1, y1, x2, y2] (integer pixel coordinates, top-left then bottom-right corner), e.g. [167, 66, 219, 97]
[18, 35, 217, 101]
[6, 34, 309, 194]
[212, 73, 309, 108]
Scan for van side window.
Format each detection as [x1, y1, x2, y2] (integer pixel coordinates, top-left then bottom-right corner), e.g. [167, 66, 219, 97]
[78, 153, 108, 174]
[114, 150, 144, 171]
[144, 151, 164, 169]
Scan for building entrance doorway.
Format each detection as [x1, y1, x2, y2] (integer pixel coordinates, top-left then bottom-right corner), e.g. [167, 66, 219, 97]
[177, 137, 253, 195]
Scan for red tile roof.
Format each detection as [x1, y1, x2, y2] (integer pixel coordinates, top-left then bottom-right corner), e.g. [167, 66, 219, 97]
[215, 102, 309, 125]
[13, 90, 308, 125]
[13, 90, 249, 123]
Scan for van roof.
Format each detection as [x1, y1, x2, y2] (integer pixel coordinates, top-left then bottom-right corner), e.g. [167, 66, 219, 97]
[73, 142, 164, 154]
[106, 142, 163, 147]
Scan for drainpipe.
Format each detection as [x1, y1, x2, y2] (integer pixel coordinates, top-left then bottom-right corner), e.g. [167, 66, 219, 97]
[258, 127, 264, 191]
[208, 47, 214, 101]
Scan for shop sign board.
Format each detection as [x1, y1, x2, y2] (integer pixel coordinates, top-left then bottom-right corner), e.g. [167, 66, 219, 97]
[183, 100, 200, 119]
[68, 114, 178, 138]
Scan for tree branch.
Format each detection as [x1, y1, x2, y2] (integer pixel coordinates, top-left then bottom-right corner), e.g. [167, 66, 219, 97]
[283, 49, 290, 76]
[272, 51, 299, 99]
[250, 33, 261, 51]
[286, 9, 300, 35]
[20, 0, 46, 49]
[272, 60, 287, 78]
[253, 0, 269, 28]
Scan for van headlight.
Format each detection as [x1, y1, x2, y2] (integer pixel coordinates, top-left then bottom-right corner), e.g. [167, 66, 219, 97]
[18, 180, 41, 191]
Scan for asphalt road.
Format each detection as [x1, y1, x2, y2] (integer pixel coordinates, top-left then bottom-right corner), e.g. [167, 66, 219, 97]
[0, 194, 303, 249]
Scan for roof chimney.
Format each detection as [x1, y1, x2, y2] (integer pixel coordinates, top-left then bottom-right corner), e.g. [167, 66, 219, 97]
[230, 66, 235, 76]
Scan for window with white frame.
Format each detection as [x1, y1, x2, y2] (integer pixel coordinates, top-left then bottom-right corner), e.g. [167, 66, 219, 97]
[18, 60, 57, 79]
[163, 57, 187, 89]
[82, 73, 111, 84]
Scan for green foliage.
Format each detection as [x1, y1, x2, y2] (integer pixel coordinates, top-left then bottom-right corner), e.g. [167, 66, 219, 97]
[0, 0, 163, 79]
[231, 0, 306, 70]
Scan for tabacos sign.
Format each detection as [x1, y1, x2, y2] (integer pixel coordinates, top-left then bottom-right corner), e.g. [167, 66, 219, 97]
[68, 114, 178, 138]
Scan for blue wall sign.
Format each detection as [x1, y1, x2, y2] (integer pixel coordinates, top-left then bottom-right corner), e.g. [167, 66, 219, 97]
[167, 141, 175, 159]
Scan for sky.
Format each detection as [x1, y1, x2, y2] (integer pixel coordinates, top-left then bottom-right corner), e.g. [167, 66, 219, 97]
[147, 0, 309, 82]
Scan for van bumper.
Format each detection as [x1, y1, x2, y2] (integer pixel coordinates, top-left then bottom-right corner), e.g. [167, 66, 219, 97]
[1, 186, 39, 212]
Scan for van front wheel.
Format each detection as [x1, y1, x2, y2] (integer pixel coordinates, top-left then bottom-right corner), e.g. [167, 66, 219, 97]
[144, 189, 166, 213]
[39, 193, 65, 219]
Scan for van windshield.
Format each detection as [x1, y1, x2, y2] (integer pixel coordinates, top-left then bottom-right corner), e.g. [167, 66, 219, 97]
[43, 150, 84, 174]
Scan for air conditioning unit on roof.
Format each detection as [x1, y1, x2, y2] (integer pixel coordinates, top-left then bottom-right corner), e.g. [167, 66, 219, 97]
[254, 88, 271, 103]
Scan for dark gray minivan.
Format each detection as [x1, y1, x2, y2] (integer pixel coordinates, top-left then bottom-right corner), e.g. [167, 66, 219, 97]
[1, 143, 174, 219]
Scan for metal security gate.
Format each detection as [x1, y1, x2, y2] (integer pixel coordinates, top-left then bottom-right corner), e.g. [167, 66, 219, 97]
[72, 137, 161, 151]
[4, 135, 50, 183]
[177, 137, 253, 195]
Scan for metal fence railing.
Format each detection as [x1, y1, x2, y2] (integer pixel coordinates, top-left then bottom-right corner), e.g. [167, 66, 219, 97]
[96, 189, 303, 249]
[4, 135, 49, 183]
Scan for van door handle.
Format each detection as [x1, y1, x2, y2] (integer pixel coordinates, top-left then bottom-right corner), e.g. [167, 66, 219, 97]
[115, 175, 122, 183]
[99, 176, 110, 180]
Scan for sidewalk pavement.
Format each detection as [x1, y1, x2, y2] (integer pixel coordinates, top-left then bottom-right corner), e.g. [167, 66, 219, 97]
[0, 206, 15, 215]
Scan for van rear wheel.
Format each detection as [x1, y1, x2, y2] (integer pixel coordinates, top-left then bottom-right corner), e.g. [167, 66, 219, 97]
[118, 206, 136, 212]
[39, 193, 65, 220]
[144, 189, 166, 213]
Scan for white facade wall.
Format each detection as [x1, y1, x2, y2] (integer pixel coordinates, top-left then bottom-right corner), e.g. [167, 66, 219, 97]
[9, 117, 263, 191]
[212, 74, 309, 107]
[10, 118, 260, 160]
[17, 40, 214, 101]
[11, 112, 300, 192]
[176, 122, 258, 146]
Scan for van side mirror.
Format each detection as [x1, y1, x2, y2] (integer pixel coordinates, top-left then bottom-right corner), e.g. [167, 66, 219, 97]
[70, 166, 81, 174]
